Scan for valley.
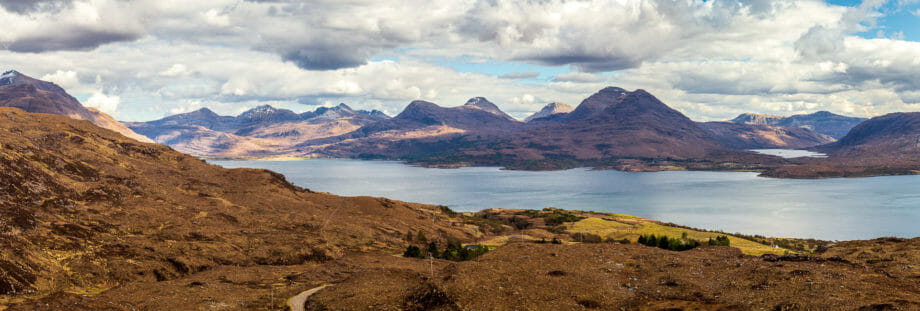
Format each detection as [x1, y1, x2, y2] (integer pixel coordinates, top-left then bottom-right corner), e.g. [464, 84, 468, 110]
[0, 69, 920, 310]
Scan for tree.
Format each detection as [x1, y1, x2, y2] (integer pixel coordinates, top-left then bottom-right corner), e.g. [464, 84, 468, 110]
[427, 242, 440, 258]
[645, 234, 657, 247]
[406, 230, 414, 242]
[638, 235, 646, 245]
[417, 230, 427, 242]
[709, 235, 730, 246]
[403, 245, 421, 258]
[657, 235, 670, 249]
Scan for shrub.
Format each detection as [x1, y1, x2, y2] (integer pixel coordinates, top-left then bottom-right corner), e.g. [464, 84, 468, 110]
[708, 235, 730, 246]
[417, 230, 427, 242]
[427, 242, 440, 258]
[438, 205, 457, 217]
[403, 245, 422, 258]
[637, 234, 700, 251]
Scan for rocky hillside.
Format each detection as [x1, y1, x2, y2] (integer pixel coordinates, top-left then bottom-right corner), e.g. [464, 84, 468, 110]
[0, 107, 476, 301]
[699, 121, 835, 149]
[818, 112, 920, 158]
[731, 111, 866, 139]
[0, 70, 152, 143]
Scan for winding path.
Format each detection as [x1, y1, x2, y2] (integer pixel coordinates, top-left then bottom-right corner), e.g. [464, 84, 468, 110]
[287, 284, 330, 311]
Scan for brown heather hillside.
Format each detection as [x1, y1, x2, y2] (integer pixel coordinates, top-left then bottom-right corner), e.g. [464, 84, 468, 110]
[309, 241, 920, 310]
[0, 107, 479, 306]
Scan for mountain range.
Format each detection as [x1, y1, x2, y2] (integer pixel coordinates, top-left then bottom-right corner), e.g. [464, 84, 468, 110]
[125, 103, 389, 158]
[2, 70, 917, 178]
[126, 86, 859, 167]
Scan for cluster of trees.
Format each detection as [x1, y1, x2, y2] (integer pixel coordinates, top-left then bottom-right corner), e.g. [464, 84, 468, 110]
[403, 241, 489, 261]
[535, 237, 563, 244]
[708, 235, 731, 246]
[637, 233, 700, 251]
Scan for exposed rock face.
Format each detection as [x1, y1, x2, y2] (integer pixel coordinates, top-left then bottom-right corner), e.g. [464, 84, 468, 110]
[699, 121, 835, 149]
[731, 111, 866, 139]
[0, 70, 152, 143]
[524, 102, 574, 122]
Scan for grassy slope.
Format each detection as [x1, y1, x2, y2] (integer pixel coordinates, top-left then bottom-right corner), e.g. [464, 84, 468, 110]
[567, 217, 792, 256]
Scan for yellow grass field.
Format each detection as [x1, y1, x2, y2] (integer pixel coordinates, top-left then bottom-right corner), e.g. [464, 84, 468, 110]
[567, 217, 792, 256]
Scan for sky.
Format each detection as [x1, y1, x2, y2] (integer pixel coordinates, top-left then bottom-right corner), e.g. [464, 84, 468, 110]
[1, 0, 919, 122]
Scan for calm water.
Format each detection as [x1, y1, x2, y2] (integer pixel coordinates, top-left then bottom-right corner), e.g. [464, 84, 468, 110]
[212, 159, 920, 240]
[750, 149, 827, 158]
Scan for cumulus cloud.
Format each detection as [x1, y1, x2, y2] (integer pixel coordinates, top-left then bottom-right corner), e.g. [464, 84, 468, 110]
[84, 91, 120, 113]
[0, 0, 917, 123]
[0, 0, 147, 52]
[795, 25, 846, 60]
[41, 70, 79, 89]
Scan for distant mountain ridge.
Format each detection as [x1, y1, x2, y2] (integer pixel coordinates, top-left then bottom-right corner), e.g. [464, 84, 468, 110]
[310, 87, 784, 171]
[0, 70, 153, 143]
[699, 122, 835, 149]
[761, 112, 920, 178]
[127, 103, 390, 158]
[730, 111, 866, 139]
[817, 112, 920, 160]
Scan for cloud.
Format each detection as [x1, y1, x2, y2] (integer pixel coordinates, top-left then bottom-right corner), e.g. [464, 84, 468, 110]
[498, 71, 539, 80]
[159, 64, 189, 77]
[41, 70, 79, 89]
[795, 25, 846, 60]
[84, 91, 120, 114]
[0, 0, 917, 124]
[0, 0, 72, 14]
[0, 0, 147, 52]
[552, 72, 603, 83]
[7, 28, 140, 52]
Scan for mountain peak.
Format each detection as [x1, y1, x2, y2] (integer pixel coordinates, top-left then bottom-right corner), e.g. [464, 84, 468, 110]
[808, 111, 837, 117]
[335, 103, 354, 111]
[566, 87, 633, 121]
[0, 70, 20, 85]
[525, 102, 574, 122]
[189, 107, 219, 117]
[463, 97, 515, 121]
[238, 105, 299, 123]
[598, 86, 629, 96]
[0, 70, 61, 93]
